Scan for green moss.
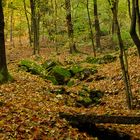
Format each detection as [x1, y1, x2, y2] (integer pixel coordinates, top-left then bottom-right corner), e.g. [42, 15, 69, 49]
[70, 65, 83, 75]
[77, 97, 93, 107]
[0, 68, 13, 84]
[86, 54, 117, 64]
[67, 79, 75, 87]
[46, 76, 58, 85]
[51, 66, 71, 85]
[19, 59, 46, 76]
[52, 66, 71, 78]
[42, 60, 57, 70]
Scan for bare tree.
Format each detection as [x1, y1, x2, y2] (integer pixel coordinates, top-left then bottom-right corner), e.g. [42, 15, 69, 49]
[0, 0, 9, 83]
[127, 0, 131, 19]
[30, 0, 40, 55]
[108, 0, 132, 109]
[93, 0, 101, 49]
[23, 0, 32, 47]
[65, 0, 78, 53]
[86, 0, 96, 56]
[130, 0, 140, 56]
[9, 2, 15, 47]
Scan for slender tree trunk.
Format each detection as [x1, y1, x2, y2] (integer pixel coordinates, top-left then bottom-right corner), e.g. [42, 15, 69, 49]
[54, 0, 58, 52]
[136, 0, 140, 36]
[93, 0, 101, 49]
[109, 0, 132, 109]
[130, 0, 140, 56]
[23, 0, 32, 47]
[0, 0, 9, 83]
[65, 0, 77, 53]
[36, 12, 40, 54]
[30, 0, 40, 55]
[86, 0, 96, 56]
[30, 0, 34, 44]
[19, 11, 22, 46]
[10, 4, 14, 47]
[127, 0, 132, 19]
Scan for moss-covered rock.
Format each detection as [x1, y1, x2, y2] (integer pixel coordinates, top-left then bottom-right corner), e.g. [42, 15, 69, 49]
[102, 54, 117, 64]
[76, 88, 104, 107]
[69, 65, 83, 76]
[67, 79, 75, 87]
[51, 66, 71, 85]
[0, 69, 13, 84]
[76, 97, 93, 107]
[18, 59, 98, 85]
[86, 57, 100, 64]
[89, 89, 104, 103]
[46, 76, 58, 85]
[69, 65, 97, 81]
[42, 60, 57, 70]
[19, 60, 46, 76]
[86, 54, 117, 64]
[79, 68, 97, 80]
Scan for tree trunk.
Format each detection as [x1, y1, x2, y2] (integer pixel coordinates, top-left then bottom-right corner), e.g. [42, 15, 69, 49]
[127, 0, 132, 19]
[23, 0, 32, 47]
[30, 0, 40, 55]
[136, 0, 140, 36]
[19, 11, 22, 46]
[93, 0, 101, 49]
[86, 0, 96, 57]
[30, 0, 34, 44]
[60, 112, 138, 139]
[130, 0, 140, 56]
[10, 2, 14, 47]
[54, 0, 58, 52]
[0, 0, 9, 83]
[111, 0, 119, 35]
[65, 0, 77, 53]
[60, 112, 140, 124]
[109, 0, 132, 109]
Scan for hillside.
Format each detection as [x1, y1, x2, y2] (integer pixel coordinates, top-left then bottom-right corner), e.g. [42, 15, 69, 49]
[0, 44, 140, 139]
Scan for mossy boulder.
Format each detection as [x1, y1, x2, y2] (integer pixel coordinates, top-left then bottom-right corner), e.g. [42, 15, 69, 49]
[102, 54, 117, 64]
[67, 79, 75, 87]
[79, 68, 97, 80]
[42, 60, 57, 70]
[69, 65, 97, 80]
[86, 57, 100, 64]
[76, 88, 104, 107]
[0, 69, 13, 84]
[19, 59, 98, 85]
[19, 60, 46, 76]
[69, 65, 83, 75]
[46, 76, 58, 85]
[89, 89, 104, 103]
[76, 97, 93, 107]
[86, 54, 117, 64]
[50, 66, 71, 85]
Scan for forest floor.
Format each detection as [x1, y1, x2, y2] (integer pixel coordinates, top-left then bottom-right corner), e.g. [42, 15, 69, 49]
[0, 42, 140, 139]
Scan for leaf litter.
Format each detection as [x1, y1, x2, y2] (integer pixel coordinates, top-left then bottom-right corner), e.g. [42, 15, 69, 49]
[0, 45, 140, 139]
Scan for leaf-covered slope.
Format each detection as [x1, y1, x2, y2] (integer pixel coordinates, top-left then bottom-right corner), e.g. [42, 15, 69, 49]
[0, 46, 139, 139]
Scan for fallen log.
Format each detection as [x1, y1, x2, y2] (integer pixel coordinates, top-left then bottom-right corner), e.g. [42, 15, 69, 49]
[59, 112, 139, 140]
[59, 112, 140, 124]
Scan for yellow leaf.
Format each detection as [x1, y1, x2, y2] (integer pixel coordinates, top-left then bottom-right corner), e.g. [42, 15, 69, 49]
[0, 120, 4, 126]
